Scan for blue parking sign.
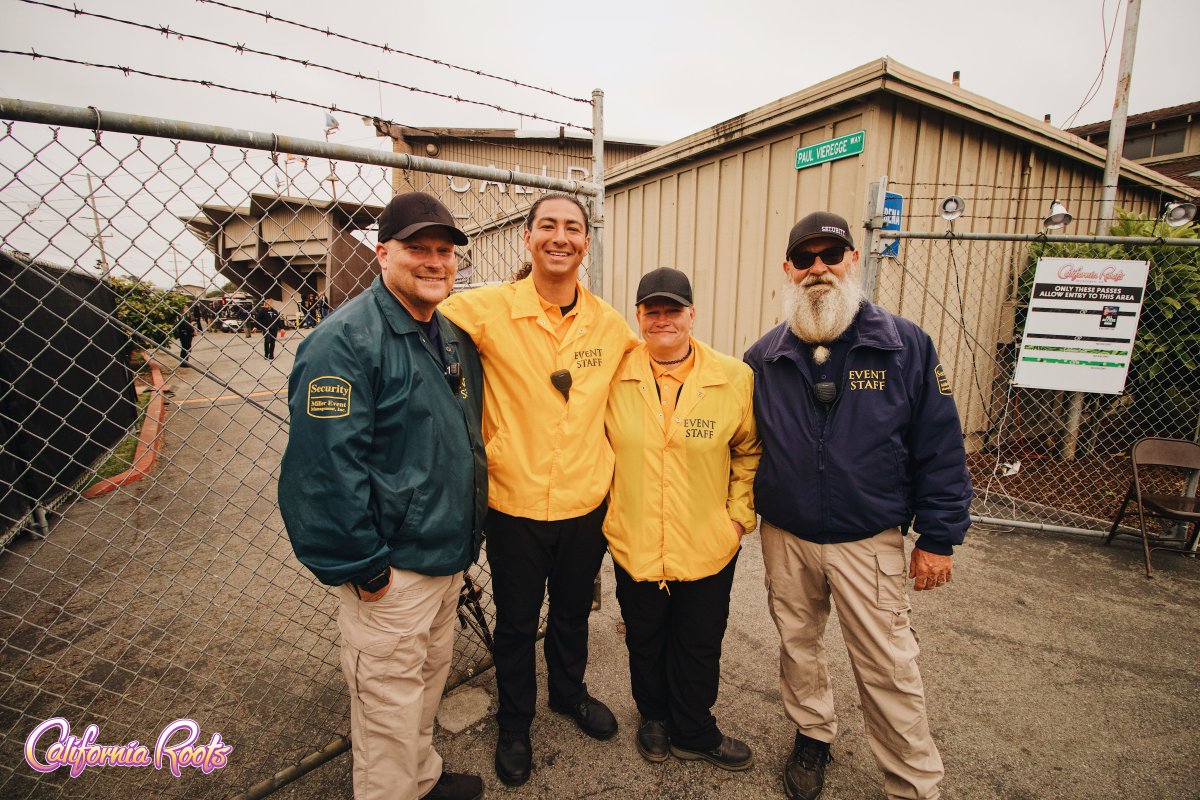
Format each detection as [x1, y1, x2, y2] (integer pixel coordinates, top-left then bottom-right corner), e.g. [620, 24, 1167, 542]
[882, 192, 902, 258]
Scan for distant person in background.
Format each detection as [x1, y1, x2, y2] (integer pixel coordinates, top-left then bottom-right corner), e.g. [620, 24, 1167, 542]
[314, 294, 330, 324]
[255, 300, 284, 360]
[302, 292, 317, 328]
[173, 313, 195, 368]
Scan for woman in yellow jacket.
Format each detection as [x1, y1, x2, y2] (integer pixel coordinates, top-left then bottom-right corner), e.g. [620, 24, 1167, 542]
[604, 267, 761, 772]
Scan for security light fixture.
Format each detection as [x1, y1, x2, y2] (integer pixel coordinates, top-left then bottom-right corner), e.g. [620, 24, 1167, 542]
[1161, 201, 1197, 228]
[939, 195, 966, 221]
[1043, 200, 1072, 230]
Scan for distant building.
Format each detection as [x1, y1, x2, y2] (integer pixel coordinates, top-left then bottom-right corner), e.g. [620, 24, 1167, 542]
[1068, 101, 1200, 190]
[181, 194, 383, 323]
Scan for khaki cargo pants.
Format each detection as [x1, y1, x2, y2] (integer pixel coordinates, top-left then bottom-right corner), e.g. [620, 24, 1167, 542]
[761, 523, 944, 800]
[336, 569, 460, 800]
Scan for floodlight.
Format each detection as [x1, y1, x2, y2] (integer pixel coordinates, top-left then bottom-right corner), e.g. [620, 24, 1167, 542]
[1162, 201, 1197, 228]
[1043, 200, 1072, 230]
[939, 195, 966, 221]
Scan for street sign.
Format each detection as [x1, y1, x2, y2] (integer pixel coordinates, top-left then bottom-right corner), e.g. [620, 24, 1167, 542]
[882, 191, 902, 258]
[795, 131, 865, 170]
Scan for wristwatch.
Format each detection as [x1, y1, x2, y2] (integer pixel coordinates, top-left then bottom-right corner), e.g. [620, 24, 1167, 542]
[356, 567, 391, 594]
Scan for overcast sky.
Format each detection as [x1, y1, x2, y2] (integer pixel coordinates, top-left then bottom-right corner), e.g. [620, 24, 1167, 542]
[5, 0, 1197, 145]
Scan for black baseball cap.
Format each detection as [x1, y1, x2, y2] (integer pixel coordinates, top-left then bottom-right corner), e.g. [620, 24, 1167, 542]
[786, 211, 855, 261]
[636, 267, 693, 306]
[377, 192, 468, 246]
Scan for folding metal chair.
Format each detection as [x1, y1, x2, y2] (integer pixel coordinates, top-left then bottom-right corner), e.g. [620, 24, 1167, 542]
[1105, 437, 1200, 577]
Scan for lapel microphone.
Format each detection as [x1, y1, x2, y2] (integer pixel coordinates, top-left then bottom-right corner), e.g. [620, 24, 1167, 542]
[550, 369, 572, 402]
[445, 362, 463, 394]
[812, 380, 837, 407]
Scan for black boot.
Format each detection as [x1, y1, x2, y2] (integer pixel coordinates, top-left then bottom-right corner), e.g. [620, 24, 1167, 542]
[784, 731, 831, 800]
[494, 729, 532, 787]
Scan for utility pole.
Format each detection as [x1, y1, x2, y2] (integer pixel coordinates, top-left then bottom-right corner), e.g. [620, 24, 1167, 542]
[84, 172, 110, 277]
[1096, 0, 1143, 232]
[1065, 0, 1142, 462]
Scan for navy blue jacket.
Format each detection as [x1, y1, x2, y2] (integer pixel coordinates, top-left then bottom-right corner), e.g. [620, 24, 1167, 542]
[743, 302, 971, 555]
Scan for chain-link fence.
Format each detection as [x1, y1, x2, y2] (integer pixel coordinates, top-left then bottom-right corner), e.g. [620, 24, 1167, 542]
[871, 222, 1200, 538]
[0, 101, 598, 798]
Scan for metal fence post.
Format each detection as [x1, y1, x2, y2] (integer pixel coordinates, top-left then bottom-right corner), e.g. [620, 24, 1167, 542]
[589, 88, 605, 297]
[860, 175, 887, 303]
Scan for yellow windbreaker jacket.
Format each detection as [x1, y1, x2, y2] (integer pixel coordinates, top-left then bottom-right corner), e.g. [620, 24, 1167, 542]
[603, 339, 761, 582]
[441, 277, 637, 520]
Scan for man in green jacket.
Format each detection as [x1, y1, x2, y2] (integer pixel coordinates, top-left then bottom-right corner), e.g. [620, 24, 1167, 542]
[279, 192, 488, 800]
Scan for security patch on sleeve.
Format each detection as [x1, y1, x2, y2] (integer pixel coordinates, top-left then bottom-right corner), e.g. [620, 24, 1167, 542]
[934, 364, 953, 396]
[307, 376, 352, 418]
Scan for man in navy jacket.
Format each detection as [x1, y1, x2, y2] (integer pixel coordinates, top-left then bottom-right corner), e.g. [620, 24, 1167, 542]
[744, 211, 971, 800]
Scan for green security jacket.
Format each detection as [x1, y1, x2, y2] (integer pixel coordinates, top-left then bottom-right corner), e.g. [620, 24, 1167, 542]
[278, 277, 487, 586]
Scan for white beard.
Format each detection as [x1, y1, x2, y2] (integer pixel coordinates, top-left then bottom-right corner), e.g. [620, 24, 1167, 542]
[783, 272, 862, 344]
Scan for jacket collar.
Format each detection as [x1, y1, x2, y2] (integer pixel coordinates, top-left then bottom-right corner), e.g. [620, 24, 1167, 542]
[369, 276, 463, 349]
[762, 301, 901, 362]
[510, 275, 589, 321]
[619, 338, 729, 388]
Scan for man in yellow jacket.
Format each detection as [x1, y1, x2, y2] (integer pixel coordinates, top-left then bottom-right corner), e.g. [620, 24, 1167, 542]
[440, 193, 637, 787]
[604, 267, 761, 771]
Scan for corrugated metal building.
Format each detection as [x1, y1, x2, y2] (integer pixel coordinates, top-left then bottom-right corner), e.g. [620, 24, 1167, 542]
[1069, 100, 1200, 190]
[601, 58, 1195, 441]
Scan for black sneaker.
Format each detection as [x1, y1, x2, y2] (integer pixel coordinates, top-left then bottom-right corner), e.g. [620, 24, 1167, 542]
[669, 735, 754, 771]
[494, 729, 531, 787]
[549, 688, 618, 740]
[784, 731, 831, 800]
[636, 717, 669, 763]
[425, 771, 483, 800]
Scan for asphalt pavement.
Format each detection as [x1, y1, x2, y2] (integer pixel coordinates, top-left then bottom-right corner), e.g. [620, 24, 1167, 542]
[6, 326, 1197, 800]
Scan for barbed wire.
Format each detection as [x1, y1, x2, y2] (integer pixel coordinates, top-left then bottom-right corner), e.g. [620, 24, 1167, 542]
[0, 48, 595, 162]
[193, 0, 591, 105]
[18, 0, 590, 133]
[888, 181, 1195, 194]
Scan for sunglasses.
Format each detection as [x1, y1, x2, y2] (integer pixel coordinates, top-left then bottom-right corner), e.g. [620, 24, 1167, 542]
[790, 246, 848, 269]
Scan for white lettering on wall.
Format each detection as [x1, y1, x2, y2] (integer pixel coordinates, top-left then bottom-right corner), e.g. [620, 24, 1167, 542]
[445, 164, 592, 194]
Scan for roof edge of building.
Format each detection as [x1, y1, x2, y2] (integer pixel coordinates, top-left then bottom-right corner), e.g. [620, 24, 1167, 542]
[606, 57, 1194, 197]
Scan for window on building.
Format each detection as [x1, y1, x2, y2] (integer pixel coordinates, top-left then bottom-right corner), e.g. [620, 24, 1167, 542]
[1124, 135, 1153, 159]
[1154, 128, 1186, 156]
[1123, 127, 1186, 159]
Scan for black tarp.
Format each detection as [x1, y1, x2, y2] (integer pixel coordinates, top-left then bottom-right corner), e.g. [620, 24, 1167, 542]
[0, 251, 137, 531]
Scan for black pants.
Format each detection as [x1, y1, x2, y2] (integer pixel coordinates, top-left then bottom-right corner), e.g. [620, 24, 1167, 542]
[486, 504, 608, 733]
[178, 336, 192, 364]
[614, 551, 739, 750]
[262, 331, 276, 360]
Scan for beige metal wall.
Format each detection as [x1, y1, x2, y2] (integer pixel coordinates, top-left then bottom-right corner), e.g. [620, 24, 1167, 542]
[875, 94, 1164, 435]
[605, 93, 1174, 440]
[606, 106, 871, 358]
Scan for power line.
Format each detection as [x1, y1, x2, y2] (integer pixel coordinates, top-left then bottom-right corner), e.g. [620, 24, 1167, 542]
[18, 0, 590, 133]
[0, 48, 594, 162]
[193, 0, 592, 105]
[1062, 0, 1123, 130]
